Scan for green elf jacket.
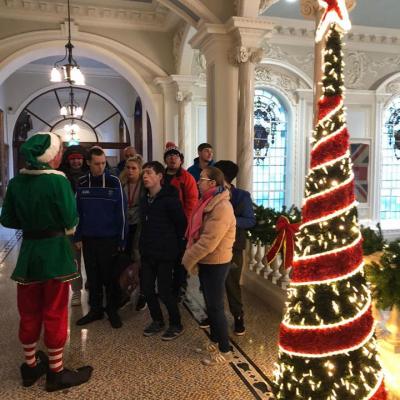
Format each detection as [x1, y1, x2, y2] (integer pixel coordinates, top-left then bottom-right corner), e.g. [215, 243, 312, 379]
[0, 169, 79, 283]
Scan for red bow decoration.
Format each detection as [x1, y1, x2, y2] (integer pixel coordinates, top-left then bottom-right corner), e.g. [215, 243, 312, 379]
[264, 216, 300, 269]
[315, 0, 351, 43]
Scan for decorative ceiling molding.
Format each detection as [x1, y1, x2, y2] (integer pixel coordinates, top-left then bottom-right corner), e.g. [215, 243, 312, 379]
[259, 0, 279, 15]
[172, 22, 187, 72]
[386, 80, 400, 96]
[254, 65, 309, 105]
[267, 18, 400, 49]
[0, 0, 172, 32]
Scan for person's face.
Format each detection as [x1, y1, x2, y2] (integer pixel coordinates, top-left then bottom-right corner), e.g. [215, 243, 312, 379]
[87, 154, 106, 176]
[69, 157, 83, 170]
[197, 170, 216, 196]
[125, 148, 136, 159]
[199, 147, 213, 162]
[125, 160, 140, 181]
[142, 167, 162, 190]
[165, 153, 182, 171]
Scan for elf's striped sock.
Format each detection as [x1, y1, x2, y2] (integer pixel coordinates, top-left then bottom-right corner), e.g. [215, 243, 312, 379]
[48, 347, 64, 373]
[23, 343, 37, 367]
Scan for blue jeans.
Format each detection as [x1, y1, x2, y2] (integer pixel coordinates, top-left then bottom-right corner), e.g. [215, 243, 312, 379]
[198, 263, 231, 353]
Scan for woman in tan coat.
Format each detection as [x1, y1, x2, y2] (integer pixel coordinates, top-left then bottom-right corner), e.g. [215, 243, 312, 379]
[182, 166, 236, 366]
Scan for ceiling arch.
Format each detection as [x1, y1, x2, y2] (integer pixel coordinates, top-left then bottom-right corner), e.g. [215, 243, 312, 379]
[0, 30, 166, 144]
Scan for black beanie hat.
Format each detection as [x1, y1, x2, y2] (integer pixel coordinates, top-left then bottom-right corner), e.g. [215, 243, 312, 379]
[214, 160, 239, 183]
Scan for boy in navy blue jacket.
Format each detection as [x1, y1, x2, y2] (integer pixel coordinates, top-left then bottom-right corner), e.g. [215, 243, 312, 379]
[140, 161, 187, 340]
[74, 147, 127, 329]
[214, 160, 256, 336]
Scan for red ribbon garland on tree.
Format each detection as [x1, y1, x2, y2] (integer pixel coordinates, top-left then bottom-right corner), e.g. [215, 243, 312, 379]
[264, 216, 300, 269]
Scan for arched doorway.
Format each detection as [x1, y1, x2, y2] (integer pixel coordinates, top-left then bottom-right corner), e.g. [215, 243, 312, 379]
[12, 86, 131, 172]
[0, 31, 168, 173]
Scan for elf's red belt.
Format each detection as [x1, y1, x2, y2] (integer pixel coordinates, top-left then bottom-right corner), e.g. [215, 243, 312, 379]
[23, 229, 65, 240]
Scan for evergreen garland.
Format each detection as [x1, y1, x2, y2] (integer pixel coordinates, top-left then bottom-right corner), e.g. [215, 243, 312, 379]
[365, 240, 400, 310]
[361, 223, 385, 256]
[247, 204, 301, 245]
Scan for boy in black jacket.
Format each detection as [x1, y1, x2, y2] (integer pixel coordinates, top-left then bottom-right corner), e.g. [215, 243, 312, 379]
[140, 161, 186, 340]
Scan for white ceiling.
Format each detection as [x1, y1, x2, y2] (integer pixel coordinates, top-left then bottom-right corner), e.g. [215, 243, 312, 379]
[265, 0, 400, 30]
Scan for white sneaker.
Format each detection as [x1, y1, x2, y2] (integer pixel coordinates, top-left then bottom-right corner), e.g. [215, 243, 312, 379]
[194, 341, 218, 354]
[201, 351, 233, 366]
[71, 291, 81, 306]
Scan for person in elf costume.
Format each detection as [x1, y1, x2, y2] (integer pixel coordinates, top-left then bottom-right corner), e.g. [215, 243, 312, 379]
[0, 132, 93, 392]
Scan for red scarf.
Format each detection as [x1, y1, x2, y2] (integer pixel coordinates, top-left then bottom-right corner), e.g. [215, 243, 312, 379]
[186, 187, 219, 248]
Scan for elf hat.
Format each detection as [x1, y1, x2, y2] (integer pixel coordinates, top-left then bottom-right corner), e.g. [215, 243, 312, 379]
[20, 132, 61, 169]
[164, 142, 184, 161]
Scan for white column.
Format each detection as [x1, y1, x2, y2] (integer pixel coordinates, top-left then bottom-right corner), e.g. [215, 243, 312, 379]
[155, 75, 197, 159]
[190, 23, 239, 162]
[153, 77, 179, 146]
[176, 90, 193, 157]
[229, 42, 266, 192]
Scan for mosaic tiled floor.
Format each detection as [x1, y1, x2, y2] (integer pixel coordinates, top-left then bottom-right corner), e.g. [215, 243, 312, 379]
[0, 227, 280, 399]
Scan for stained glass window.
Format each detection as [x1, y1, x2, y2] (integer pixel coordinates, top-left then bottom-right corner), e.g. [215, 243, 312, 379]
[381, 97, 400, 220]
[253, 89, 287, 209]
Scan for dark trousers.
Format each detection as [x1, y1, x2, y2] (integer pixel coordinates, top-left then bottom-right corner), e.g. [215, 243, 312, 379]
[225, 249, 244, 318]
[125, 225, 144, 295]
[172, 263, 187, 298]
[69, 236, 82, 293]
[125, 224, 137, 261]
[142, 257, 181, 327]
[82, 237, 121, 315]
[198, 263, 231, 353]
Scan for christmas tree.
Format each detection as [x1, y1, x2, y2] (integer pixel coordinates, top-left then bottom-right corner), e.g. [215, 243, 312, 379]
[274, 1, 387, 399]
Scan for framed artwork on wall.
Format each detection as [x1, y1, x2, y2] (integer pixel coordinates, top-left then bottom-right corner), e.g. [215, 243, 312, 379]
[350, 142, 370, 204]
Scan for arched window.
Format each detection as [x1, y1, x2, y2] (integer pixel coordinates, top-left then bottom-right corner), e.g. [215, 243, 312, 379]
[253, 89, 288, 209]
[381, 97, 400, 220]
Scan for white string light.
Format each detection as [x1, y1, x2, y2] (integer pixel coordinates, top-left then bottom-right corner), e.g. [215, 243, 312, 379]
[311, 124, 347, 153]
[295, 232, 361, 261]
[299, 201, 358, 229]
[304, 172, 354, 202]
[282, 293, 371, 330]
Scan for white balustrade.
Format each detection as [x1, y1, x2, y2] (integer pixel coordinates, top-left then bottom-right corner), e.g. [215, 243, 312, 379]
[271, 252, 282, 284]
[281, 266, 292, 290]
[254, 241, 265, 275]
[244, 238, 293, 290]
[247, 241, 257, 272]
[262, 244, 273, 279]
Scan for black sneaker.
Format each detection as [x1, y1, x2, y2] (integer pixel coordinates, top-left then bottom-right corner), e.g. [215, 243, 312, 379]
[234, 316, 246, 336]
[108, 312, 123, 329]
[143, 320, 165, 337]
[45, 366, 93, 392]
[76, 311, 104, 326]
[20, 351, 49, 387]
[199, 318, 210, 329]
[135, 295, 147, 311]
[161, 325, 184, 341]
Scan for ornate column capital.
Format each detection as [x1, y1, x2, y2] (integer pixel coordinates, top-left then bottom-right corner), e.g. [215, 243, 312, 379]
[228, 46, 263, 65]
[176, 90, 192, 103]
[300, 0, 356, 20]
[259, 0, 279, 15]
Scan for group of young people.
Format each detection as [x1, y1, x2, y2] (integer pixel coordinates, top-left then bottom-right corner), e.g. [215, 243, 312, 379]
[0, 132, 255, 392]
